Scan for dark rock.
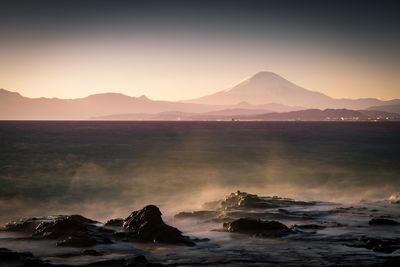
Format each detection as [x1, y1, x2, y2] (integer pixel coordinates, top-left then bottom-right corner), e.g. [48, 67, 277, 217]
[113, 230, 133, 241]
[34, 215, 98, 239]
[0, 247, 34, 261]
[4, 215, 114, 248]
[174, 210, 219, 220]
[32, 215, 113, 247]
[349, 237, 400, 253]
[369, 217, 399, 225]
[56, 236, 99, 247]
[105, 218, 124, 227]
[209, 191, 316, 210]
[223, 218, 293, 237]
[0, 248, 51, 267]
[123, 205, 195, 246]
[4, 216, 46, 233]
[222, 191, 277, 209]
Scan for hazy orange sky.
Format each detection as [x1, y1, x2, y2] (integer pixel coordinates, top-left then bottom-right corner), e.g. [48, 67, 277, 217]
[1, 0, 399, 101]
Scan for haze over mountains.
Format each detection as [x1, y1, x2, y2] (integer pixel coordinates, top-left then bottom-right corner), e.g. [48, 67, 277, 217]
[186, 72, 400, 109]
[1, 72, 399, 120]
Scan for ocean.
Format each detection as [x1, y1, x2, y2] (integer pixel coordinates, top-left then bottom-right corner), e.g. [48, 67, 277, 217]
[1, 121, 399, 223]
[1, 121, 400, 265]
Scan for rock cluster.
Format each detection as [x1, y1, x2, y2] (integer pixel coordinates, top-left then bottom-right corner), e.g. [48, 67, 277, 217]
[204, 190, 316, 210]
[349, 237, 400, 253]
[5, 215, 113, 247]
[3, 206, 195, 247]
[123, 205, 194, 246]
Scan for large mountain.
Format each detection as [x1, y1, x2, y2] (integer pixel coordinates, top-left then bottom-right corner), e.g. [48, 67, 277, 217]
[1, 71, 399, 120]
[186, 72, 400, 109]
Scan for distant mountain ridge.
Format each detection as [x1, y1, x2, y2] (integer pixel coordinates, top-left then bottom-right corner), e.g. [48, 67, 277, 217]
[0, 89, 213, 119]
[1, 71, 399, 120]
[0, 88, 276, 120]
[249, 109, 399, 121]
[186, 72, 400, 109]
[92, 109, 399, 121]
[367, 104, 400, 114]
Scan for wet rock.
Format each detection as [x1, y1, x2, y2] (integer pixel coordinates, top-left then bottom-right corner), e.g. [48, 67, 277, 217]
[387, 194, 400, 204]
[56, 236, 99, 247]
[123, 205, 195, 246]
[4, 215, 114, 247]
[0, 247, 34, 261]
[4, 216, 47, 233]
[222, 191, 278, 209]
[223, 218, 293, 237]
[0, 248, 49, 266]
[349, 237, 400, 253]
[104, 218, 124, 227]
[208, 191, 316, 210]
[369, 217, 399, 225]
[33, 215, 99, 238]
[113, 230, 133, 241]
[174, 210, 219, 220]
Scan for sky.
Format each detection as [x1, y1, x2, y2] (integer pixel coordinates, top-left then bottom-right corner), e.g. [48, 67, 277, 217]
[0, 0, 399, 101]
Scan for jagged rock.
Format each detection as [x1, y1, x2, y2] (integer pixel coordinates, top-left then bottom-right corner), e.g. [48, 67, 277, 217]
[4, 215, 113, 247]
[4, 216, 47, 233]
[123, 205, 194, 246]
[34, 215, 98, 238]
[105, 218, 124, 227]
[33, 215, 113, 247]
[207, 191, 316, 210]
[369, 217, 399, 225]
[222, 191, 276, 209]
[174, 210, 219, 220]
[223, 218, 293, 237]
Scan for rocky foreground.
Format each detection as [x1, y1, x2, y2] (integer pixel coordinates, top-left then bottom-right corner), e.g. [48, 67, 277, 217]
[2, 191, 400, 266]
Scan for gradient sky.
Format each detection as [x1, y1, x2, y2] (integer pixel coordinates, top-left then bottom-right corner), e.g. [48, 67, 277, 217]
[0, 0, 399, 100]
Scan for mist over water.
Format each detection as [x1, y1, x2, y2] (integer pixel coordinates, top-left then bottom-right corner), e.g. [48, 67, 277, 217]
[0, 121, 399, 224]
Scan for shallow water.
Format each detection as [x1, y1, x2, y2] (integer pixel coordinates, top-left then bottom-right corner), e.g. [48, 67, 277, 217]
[1, 194, 400, 266]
